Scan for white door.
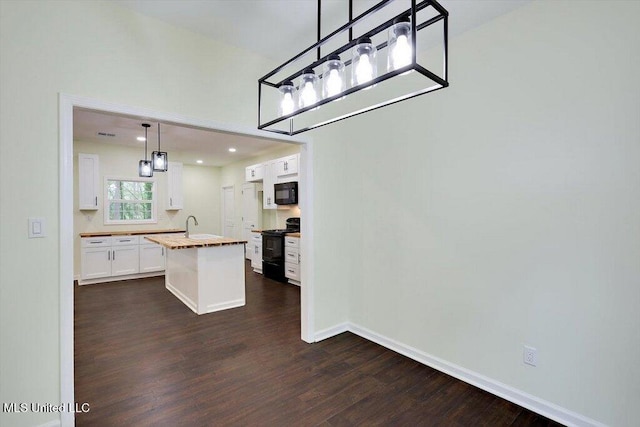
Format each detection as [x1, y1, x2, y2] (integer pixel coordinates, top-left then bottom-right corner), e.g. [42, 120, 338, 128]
[222, 186, 235, 238]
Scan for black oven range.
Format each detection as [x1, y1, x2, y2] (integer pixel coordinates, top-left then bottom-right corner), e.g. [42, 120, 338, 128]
[261, 217, 300, 283]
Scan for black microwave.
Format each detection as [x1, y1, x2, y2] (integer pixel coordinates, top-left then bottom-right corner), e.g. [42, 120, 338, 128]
[274, 181, 298, 205]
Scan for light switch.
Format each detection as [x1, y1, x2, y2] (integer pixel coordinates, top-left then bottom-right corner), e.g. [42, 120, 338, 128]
[28, 217, 45, 238]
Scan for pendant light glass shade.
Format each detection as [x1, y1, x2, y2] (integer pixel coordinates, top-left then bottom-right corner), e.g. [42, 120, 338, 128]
[388, 17, 412, 72]
[298, 68, 319, 109]
[139, 123, 153, 178]
[322, 54, 345, 99]
[152, 122, 168, 172]
[351, 37, 377, 88]
[278, 80, 296, 116]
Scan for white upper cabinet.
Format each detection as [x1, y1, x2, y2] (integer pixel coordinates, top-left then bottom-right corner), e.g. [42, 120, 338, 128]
[275, 154, 299, 178]
[78, 153, 99, 210]
[263, 161, 277, 210]
[245, 163, 264, 182]
[166, 162, 183, 210]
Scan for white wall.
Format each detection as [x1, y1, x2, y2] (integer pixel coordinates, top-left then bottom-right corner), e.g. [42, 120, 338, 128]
[312, 1, 640, 426]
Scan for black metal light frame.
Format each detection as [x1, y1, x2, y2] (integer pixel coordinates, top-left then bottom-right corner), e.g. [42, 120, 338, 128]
[139, 123, 153, 178]
[151, 122, 168, 172]
[258, 0, 449, 136]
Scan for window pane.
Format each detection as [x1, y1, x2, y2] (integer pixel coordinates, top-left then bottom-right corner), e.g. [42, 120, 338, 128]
[106, 178, 155, 223]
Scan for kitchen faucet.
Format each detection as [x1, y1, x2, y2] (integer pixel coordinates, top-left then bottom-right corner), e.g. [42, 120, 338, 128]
[185, 215, 198, 238]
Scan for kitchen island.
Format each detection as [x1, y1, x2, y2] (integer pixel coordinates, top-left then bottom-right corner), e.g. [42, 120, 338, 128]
[145, 234, 247, 315]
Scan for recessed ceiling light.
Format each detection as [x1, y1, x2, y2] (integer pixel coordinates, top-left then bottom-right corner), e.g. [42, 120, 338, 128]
[228, 148, 237, 152]
[196, 160, 203, 164]
[137, 136, 146, 141]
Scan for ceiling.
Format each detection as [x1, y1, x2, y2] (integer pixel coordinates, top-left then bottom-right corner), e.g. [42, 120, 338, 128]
[76, 1, 531, 165]
[73, 109, 290, 167]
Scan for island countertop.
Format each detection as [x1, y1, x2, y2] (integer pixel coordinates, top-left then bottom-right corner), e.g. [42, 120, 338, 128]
[145, 234, 247, 250]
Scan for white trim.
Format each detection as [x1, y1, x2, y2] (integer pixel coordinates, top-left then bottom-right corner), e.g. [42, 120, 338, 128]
[205, 299, 245, 314]
[165, 281, 198, 313]
[314, 322, 349, 342]
[59, 93, 312, 427]
[59, 94, 75, 427]
[347, 323, 607, 427]
[299, 142, 314, 343]
[36, 419, 61, 427]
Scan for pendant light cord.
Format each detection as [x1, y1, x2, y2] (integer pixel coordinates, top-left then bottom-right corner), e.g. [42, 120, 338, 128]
[157, 123, 161, 150]
[144, 125, 148, 161]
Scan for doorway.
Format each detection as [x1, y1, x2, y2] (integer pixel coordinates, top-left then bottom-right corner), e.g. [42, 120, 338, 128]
[59, 93, 315, 426]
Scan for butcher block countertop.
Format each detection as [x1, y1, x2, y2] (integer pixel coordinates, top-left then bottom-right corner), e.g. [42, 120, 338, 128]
[145, 234, 247, 250]
[286, 232, 301, 237]
[79, 229, 185, 238]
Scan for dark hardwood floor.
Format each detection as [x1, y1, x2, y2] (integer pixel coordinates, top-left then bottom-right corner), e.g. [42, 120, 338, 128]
[75, 261, 563, 426]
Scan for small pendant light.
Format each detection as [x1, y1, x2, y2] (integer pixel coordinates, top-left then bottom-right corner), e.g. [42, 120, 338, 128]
[322, 54, 345, 100]
[278, 80, 296, 116]
[138, 123, 153, 177]
[351, 37, 377, 88]
[388, 16, 412, 72]
[152, 122, 168, 172]
[298, 68, 319, 109]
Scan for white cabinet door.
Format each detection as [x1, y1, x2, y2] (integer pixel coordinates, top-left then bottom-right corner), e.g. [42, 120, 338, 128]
[78, 153, 99, 210]
[111, 245, 139, 276]
[245, 163, 264, 182]
[242, 183, 262, 259]
[139, 243, 165, 273]
[81, 246, 112, 280]
[262, 161, 277, 210]
[167, 162, 184, 210]
[275, 154, 299, 178]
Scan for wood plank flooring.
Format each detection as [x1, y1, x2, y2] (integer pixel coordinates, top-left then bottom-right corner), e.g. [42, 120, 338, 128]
[75, 261, 564, 426]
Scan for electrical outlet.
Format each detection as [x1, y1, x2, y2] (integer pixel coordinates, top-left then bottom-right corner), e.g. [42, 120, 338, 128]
[523, 345, 537, 366]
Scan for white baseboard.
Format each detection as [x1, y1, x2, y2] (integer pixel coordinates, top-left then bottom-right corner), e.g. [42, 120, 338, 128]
[37, 419, 60, 427]
[315, 321, 605, 427]
[314, 322, 349, 342]
[205, 299, 245, 314]
[165, 282, 197, 314]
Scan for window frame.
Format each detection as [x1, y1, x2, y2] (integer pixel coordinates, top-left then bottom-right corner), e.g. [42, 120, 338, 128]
[103, 176, 157, 225]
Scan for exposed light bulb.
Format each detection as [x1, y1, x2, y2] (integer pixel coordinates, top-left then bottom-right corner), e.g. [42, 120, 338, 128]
[142, 163, 150, 174]
[322, 54, 345, 100]
[352, 38, 377, 88]
[391, 34, 411, 69]
[326, 69, 342, 97]
[155, 157, 164, 169]
[298, 69, 319, 109]
[278, 81, 296, 116]
[355, 54, 373, 85]
[281, 92, 294, 115]
[300, 80, 317, 106]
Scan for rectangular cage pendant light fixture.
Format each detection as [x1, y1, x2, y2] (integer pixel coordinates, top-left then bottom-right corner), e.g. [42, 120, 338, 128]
[258, 0, 449, 136]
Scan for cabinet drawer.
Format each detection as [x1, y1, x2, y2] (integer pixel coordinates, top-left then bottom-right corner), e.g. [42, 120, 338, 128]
[252, 234, 263, 243]
[112, 236, 139, 246]
[285, 248, 299, 265]
[284, 236, 299, 248]
[285, 262, 300, 281]
[81, 237, 111, 248]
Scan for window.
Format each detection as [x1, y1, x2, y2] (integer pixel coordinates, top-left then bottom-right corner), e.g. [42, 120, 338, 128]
[104, 177, 156, 224]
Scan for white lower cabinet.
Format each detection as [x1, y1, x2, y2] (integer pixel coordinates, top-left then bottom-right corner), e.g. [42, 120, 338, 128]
[80, 234, 170, 285]
[284, 235, 300, 285]
[139, 242, 166, 273]
[250, 232, 263, 274]
[80, 237, 112, 280]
